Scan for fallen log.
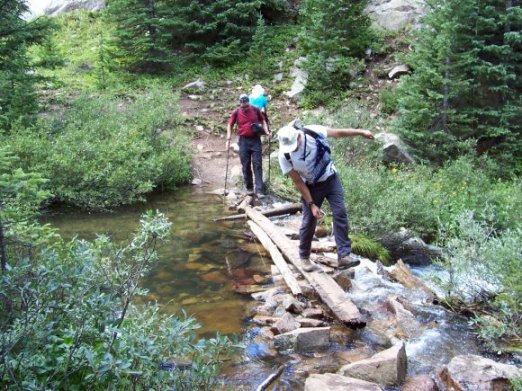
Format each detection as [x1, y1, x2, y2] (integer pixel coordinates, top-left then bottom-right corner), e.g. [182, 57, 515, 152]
[248, 220, 302, 296]
[214, 203, 302, 222]
[245, 207, 366, 329]
[256, 365, 285, 391]
[291, 239, 337, 253]
[237, 195, 253, 213]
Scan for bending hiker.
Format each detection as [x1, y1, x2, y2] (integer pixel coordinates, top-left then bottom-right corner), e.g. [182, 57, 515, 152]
[226, 94, 270, 197]
[277, 121, 374, 272]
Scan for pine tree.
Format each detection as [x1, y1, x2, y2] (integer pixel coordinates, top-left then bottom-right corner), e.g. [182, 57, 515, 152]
[396, 0, 522, 169]
[0, 0, 52, 131]
[298, 0, 374, 103]
[168, 0, 264, 65]
[105, 0, 174, 72]
[248, 14, 271, 76]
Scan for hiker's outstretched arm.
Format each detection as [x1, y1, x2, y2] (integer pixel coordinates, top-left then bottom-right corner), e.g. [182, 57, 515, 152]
[327, 128, 374, 140]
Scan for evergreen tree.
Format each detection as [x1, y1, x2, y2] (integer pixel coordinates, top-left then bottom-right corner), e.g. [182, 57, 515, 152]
[105, 0, 173, 72]
[168, 0, 264, 65]
[249, 14, 271, 76]
[298, 0, 374, 103]
[0, 0, 52, 132]
[396, 0, 522, 170]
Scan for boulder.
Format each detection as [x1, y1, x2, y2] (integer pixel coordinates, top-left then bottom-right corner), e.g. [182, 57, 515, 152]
[403, 374, 439, 391]
[283, 295, 306, 314]
[439, 354, 522, 391]
[272, 312, 300, 334]
[305, 374, 383, 391]
[274, 327, 330, 353]
[338, 342, 407, 386]
[388, 64, 411, 79]
[182, 79, 205, 91]
[379, 227, 442, 266]
[284, 57, 308, 100]
[375, 132, 415, 165]
[42, 0, 105, 16]
[366, 0, 426, 31]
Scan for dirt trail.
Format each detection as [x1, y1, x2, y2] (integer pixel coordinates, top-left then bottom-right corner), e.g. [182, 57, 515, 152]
[179, 83, 299, 190]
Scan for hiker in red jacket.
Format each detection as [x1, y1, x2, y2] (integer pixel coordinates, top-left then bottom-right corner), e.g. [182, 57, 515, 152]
[226, 94, 270, 197]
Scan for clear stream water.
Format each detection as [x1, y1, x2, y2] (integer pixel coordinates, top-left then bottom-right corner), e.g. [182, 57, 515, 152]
[44, 186, 495, 390]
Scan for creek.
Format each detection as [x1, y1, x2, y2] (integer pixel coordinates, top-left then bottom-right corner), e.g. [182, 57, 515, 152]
[43, 186, 485, 390]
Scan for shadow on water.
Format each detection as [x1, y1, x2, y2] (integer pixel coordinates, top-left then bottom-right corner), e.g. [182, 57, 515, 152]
[42, 186, 270, 338]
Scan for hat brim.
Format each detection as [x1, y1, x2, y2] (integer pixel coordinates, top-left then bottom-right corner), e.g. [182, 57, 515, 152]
[279, 139, 298, 154]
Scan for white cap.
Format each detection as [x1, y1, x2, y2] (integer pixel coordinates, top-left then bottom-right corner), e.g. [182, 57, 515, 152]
[251, 84, 265, 97]
[278, 126, 299, 154]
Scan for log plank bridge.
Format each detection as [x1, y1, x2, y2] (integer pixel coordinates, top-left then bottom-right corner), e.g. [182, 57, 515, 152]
[244, 207, 366, 329]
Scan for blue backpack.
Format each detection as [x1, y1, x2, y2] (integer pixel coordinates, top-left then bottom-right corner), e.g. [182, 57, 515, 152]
[284, 127, 332, 184]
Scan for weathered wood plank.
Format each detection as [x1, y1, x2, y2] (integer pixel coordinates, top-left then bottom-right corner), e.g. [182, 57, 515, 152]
[214, 203, 302, 222]
[245, 207, 366, 329]
[248, 220, 302, 296]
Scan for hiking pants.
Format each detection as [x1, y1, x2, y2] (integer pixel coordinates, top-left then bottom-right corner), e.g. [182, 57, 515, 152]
[299, 173, 351, 260]
[239, 136, 264, 192]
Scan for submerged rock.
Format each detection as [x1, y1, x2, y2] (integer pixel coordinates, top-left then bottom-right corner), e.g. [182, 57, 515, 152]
[338, 342, 407, 386]
[274, 327, 331, 353]
[305, 373, 383, 391]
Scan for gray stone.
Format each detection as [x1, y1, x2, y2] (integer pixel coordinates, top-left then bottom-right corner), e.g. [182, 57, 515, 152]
[366, 0, 426, 31]
[439, 354, 522, 391]
[403, 375, 439, 391]
[305, 374, 383, 391]
[191, 178, 202, 186]
[42, 0, 105, 16]
[339, 342, 407, 386]
[272, 312, 300, 334]
[274, 327, 330, 353]
[388, 64, 411, 79]
[375, 132, 415, 165]
[283, 296, 306, 314]
[182, 79, 205, 91]
[273, 73, 284, 83]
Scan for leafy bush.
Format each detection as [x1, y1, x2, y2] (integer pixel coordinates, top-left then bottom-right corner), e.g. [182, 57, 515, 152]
[8, 86, 192, 209]
[432, 211, 521, 348]
[0, 211, 234, 389]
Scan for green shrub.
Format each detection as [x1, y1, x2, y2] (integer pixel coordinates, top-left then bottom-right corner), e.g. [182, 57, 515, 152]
[433, 211, 522, 348]
[8, 86, 192, 209]
[379, 85, 399, 114]
[0, 211, 234, 390]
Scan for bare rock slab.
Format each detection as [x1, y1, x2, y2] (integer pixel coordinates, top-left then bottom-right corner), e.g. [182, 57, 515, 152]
[338, 342, 407, 386]
[274, 327, 330, 353]
[305, 373, 383, 391]
[439, 354, 522, 391]
[403, 374, 439, 391]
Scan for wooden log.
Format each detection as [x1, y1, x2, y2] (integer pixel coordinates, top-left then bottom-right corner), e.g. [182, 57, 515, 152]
[245, 207, 366, 329]
[256, 365, 285, 391]
[214, 203, 302, 222]
[291, 239, 337, 253]
[237, 195, 253, 213]
[248, 220, 302, 296]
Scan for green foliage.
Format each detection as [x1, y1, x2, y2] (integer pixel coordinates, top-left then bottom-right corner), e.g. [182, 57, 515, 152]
[379, 85, 399, 114]
[512, 378, 522, 391]
[394, 0, 522, 171]
[298, 0, 374, 105]
[7, 86, 192, 209]
[248, 15, 271, 77]
[0, 211, 234, 389]
[433, 211, 522, 347]
[0, 2, 55, 131]
[351, 233, 391, 265]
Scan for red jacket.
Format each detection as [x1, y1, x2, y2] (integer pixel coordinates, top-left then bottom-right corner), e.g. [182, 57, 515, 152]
[228, 105, 263, 137]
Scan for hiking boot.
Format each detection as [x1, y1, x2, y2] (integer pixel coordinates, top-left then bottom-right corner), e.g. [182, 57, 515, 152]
[246, 188, 254, 196]
[338, 255, 360, 269]
[300, 258, 321, 272]
[256, 191, 267, 199]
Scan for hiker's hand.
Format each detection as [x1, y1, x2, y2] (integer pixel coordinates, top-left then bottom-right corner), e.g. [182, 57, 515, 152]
[267, 131, 272, 139]
[311, 204, 324, 220]
[226, 139, 231, 149]
[361, 130, 374, 140]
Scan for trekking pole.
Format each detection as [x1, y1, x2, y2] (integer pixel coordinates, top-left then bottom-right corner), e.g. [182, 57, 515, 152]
[224, 142, 231, 201]
[266, 115, 271, 190]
